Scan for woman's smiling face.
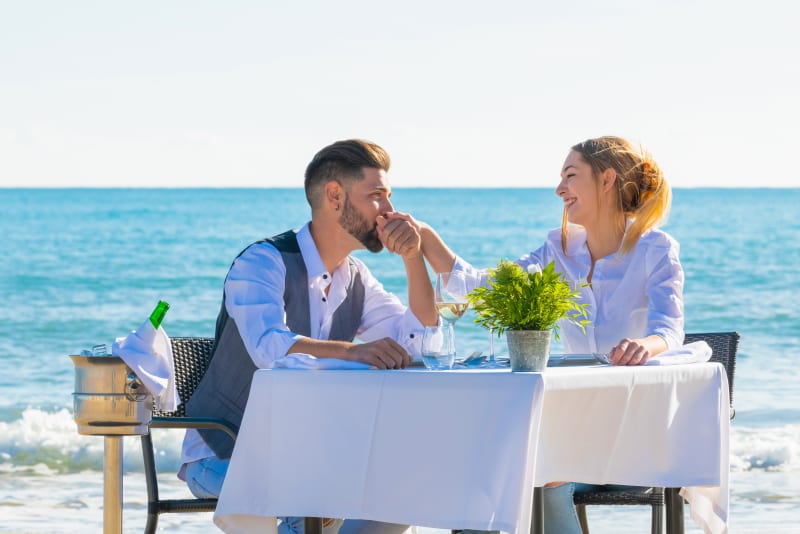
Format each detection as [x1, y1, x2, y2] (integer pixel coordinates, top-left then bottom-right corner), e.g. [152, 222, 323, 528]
[556, 150, 600, 226]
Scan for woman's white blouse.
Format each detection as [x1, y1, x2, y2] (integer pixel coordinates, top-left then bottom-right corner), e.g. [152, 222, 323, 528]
[453, 224, 684, 354]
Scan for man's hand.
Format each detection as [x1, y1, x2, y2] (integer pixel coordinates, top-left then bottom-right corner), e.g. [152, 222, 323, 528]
[344, 337, 413, 369]
[377, 211, 422, 260]
[376, 211, 438, 327]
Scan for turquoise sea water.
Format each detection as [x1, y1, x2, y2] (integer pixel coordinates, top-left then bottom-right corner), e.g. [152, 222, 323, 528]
[1, 188, 799, 532]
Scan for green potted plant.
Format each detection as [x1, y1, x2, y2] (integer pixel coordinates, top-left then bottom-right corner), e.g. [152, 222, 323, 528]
[467, 260, 589, 371]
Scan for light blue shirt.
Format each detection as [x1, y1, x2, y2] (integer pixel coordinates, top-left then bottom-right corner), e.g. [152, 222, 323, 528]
[225, 223, 425, 368]
[181, 222, 425, 467]
[453, 224, 684, 354]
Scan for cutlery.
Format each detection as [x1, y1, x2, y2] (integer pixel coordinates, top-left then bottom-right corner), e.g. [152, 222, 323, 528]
[547, 353, 610, 366]
[459, 351, 486, 367]
[593, 352, 611, 364]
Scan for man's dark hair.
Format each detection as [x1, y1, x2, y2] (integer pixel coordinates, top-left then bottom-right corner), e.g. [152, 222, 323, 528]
[304, 139, 391, 208]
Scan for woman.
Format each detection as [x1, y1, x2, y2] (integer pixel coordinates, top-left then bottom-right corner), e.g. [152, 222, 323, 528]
[404, 136, 685, 533]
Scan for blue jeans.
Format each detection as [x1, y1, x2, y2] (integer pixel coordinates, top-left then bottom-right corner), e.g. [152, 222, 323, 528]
[183, 457, 410, 534]
[543, 482, 634, 534]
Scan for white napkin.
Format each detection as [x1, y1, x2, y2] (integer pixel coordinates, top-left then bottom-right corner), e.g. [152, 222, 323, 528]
[111, 320, 180, 411]
[644, 340, 713, 366]
[272, 353, 371, 370]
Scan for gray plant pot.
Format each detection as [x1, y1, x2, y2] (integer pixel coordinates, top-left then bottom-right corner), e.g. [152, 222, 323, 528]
[506, 330, 552, 372]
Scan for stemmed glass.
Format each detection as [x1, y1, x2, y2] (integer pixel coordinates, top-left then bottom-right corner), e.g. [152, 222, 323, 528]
[465, 274, 505, 368]
[482, 326, 505, 368]
[434, 272, 469, 362]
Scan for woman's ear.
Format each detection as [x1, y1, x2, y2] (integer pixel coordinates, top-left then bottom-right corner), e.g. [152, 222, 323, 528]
[601, 168, 617, 193]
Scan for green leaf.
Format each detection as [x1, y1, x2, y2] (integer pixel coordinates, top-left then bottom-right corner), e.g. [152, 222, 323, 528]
[466, 260, 590, 338]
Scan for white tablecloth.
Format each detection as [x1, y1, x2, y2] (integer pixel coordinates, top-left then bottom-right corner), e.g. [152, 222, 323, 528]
[214, 363, 729, 534]
[214, 369, 546, 534]
[535, 363, 730, 534]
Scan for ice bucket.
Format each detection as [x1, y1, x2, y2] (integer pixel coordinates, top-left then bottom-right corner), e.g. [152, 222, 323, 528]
[69, 355, 153, 436]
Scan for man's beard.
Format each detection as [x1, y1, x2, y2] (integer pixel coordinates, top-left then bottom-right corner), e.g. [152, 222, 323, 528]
[338, 196, 384, 253]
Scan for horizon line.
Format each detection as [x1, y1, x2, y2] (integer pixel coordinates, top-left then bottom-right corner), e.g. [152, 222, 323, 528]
[2, 185, 794, 190]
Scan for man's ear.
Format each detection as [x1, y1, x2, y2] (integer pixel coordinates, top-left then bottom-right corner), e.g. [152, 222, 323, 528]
[601, 168, 617, 193]
[324, 181, 343, 210]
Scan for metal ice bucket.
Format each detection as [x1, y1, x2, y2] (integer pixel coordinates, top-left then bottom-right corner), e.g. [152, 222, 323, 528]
[70, 355, 153, 436]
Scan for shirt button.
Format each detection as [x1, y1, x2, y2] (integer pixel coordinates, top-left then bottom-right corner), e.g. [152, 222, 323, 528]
[323, 274, 328, 279]
[409, 333, 415, 339]
[322, 297, 327, 302]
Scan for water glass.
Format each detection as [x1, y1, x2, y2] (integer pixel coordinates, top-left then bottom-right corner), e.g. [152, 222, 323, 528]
[421, 325, 454, 370]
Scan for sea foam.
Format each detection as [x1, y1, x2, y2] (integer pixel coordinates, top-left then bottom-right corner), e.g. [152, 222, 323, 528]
[1, 407, 799, 476]
[730, 423, 800, 472]
[0, 407, 185, 474]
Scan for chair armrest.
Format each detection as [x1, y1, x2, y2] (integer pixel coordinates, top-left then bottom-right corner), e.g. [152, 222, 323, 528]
[150, 416, 239, 440]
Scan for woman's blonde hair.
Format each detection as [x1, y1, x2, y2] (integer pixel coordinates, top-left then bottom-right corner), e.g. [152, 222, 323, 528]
[562, 136, 671, 255]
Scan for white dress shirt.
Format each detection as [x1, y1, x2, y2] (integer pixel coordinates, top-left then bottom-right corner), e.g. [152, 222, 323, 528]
[180, 223, 425, 467]
[453, 223, 684, 354]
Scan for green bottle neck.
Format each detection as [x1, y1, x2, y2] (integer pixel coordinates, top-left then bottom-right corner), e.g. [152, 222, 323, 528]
[149, 300, 170, 329]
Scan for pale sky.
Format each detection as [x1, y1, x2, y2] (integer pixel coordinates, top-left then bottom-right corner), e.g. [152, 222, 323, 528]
[1, 0, 798, 188]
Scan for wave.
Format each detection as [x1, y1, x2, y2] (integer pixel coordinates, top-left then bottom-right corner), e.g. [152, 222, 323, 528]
[3, 408, 800, 477]
[0, 408, 185, 475]
[729, 423, 800, 472]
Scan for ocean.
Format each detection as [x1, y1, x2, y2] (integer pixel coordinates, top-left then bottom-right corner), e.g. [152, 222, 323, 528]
[1, 188, 798, 533]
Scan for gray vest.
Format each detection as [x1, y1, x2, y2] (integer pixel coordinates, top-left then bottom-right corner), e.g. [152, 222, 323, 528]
[186, 229, 365, 459]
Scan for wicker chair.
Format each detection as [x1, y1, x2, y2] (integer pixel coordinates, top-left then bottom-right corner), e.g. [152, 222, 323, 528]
[142, 338, 325, 533]
[140, 337, 237, 533]
[573, 331, 739, 534]
[137, 336, 337, 534]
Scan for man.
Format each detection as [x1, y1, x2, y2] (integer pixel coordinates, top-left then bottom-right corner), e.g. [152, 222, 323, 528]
[179, 139, 437, 533]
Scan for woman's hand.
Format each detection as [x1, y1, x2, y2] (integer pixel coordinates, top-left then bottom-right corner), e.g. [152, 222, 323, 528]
[382, 211, 457, 274]
[377, 212, 422, 260]
[609, 335, 668, 366]
[609, 338, 651, 365]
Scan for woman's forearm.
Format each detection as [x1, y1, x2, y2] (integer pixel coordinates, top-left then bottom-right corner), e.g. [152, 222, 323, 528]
[419, 222, 457, 275]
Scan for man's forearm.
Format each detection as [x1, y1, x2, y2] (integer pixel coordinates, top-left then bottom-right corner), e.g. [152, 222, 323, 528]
[288, 337, 354, 359]
[289, 335, 413, 369]
[404, 253, 438, 326]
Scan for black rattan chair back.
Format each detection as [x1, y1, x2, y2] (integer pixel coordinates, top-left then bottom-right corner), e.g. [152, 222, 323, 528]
[683, 331, 738, 408]
[153, 337, 215, 417]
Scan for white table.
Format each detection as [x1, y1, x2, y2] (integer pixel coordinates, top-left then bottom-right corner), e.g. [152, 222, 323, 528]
[214, 363, 729, 534]
[536, 364, 730, 534]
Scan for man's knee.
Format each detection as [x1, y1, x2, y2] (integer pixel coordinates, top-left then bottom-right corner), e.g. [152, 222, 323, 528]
[184, 457, 229, 499]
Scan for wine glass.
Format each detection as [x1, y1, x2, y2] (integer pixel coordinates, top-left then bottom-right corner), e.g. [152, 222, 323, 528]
[434, 272, 469, 361]
[482, 326, 505, 368]
[468, 286, 505, 368]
